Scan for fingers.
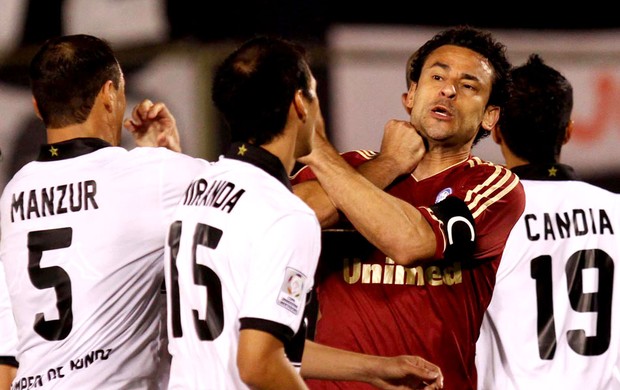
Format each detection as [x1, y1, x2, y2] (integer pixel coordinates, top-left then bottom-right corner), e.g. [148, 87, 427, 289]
[144, 102, 169, 121]
[124, 99, 175, 133]
[402, 356, 443, 389]
[124, 99, 151, 132]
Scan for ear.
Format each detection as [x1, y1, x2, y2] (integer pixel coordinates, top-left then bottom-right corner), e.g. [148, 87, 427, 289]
[491, 124, 502, 145]
[292, 89, 308, 122]
[563, 119, 574, 145]
[402, 83, 416, 114]
[31, 96, 42, 120]
[100, 80, 116, 111]
[481, 105, 500, 132]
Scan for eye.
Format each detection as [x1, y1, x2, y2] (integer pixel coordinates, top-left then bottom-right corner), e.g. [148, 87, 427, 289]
[462, 83, 477, 92]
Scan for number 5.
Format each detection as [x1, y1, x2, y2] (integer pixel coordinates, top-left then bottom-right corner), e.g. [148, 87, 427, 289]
[27, 228, 73, 341]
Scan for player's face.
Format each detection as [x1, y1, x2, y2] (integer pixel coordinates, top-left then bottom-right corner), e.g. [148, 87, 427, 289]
[406, 45, 499, 151]
[296, 75, 323, 158]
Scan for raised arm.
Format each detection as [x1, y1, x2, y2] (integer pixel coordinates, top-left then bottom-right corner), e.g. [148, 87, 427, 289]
[296, 120, 436, 264]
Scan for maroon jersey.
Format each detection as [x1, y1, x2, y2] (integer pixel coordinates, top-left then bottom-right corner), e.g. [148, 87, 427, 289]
[291, 150, 525, 390]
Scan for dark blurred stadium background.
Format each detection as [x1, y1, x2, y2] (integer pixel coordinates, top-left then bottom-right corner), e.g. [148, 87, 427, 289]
[2, 0, 619, 192]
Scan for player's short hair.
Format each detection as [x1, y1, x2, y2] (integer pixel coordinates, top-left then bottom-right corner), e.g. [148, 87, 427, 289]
[498, 53, 573, 164]
[29, 34, 121, 129]
[212, 35, 314, 146]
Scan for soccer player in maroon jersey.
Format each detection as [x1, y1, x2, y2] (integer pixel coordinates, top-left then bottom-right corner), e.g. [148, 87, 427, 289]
[292, 25, 526, 390]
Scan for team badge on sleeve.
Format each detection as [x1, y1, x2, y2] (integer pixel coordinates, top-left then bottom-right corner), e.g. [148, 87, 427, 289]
[277, 268, 307, 314]
[435, 187, 453, 203]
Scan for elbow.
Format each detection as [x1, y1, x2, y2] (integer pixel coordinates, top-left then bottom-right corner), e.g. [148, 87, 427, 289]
[238, 362, 266, 389]
[384, 243, 417, 266]
[388, 251, 418, 266]
[385, 239, 434, 266]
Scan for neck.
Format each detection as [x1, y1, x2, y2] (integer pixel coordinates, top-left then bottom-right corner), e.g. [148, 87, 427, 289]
[413, 147, 470, 180]
[261, 136, 296, 175]
[47, 125, 90, 144]
[500, 143, 529, 169]
[46, 121, 118, 146]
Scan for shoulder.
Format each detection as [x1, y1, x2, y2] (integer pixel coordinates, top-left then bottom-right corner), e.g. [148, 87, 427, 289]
[290, 149, 378, 184]
[465, 157, 523, 194]
[340, 149, 379, 165]
[127, 146, 201, 162]
[127, 147, 207, 171]
[459, 157, 525, 216]
[524, 179, 619, 205]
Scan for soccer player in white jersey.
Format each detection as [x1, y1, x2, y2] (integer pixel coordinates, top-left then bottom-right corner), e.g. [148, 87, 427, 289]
[0, 261, 18, 390]
[476, 54, 620, 389]
[164, 36, 444, 390]
[0, 34, 206, 389]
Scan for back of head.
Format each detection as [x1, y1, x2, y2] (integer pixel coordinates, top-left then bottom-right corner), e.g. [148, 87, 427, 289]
[406, 25, 512, 143]
[499, 54, 573, 164]
[29, 34, 121, 129]
[211, 35, 313, 146]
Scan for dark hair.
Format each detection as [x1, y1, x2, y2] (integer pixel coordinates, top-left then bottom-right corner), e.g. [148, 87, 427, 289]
[499, 53, 573, 164]
[406, 25, 512, 144]
[29, 34, 121, 129]
[212, 35, 313, 145]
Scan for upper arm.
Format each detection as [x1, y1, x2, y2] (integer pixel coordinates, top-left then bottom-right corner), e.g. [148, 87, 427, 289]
[237, 329, 307, 389]
[0, 365, 16, 390]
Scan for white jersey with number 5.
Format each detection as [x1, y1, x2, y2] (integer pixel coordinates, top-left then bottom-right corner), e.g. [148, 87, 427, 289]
[0, 139, 205, 389]
[165, 143, 320, 389]
[476, 164, 620, 390]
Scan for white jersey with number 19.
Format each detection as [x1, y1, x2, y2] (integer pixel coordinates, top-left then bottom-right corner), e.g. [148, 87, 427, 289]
[476, 164, 620, 390]
[0, 138, 206, 389]
[165, 143, 320, 389]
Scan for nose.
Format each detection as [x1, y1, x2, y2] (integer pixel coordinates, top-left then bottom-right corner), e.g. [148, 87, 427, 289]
[440, 83, 457, 98]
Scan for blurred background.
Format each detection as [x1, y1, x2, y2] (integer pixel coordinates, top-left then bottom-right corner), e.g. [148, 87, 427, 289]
[1, 0, 620, 192]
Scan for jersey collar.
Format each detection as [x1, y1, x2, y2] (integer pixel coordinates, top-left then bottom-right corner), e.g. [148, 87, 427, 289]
[37, 137, 112, 162]
[225, 142, 292, 191]
[510, 163, 579, 181]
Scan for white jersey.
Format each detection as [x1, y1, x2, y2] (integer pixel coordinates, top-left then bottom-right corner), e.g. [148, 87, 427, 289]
[0, 261, 18, 364]
[0, 138, 206, 389]
[476, 164, 620, 390]
[165, 143, 320, 390]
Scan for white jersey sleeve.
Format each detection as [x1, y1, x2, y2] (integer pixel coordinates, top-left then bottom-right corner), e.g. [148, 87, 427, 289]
[476, 180, 620, 390]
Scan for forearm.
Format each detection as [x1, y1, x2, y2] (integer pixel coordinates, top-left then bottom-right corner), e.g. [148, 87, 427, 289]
[300, 141, 435, 265]
[293, 181, 339, 228]
[357, 153, 410, 191]
[301, 341, 443, 389]
[300, 340, 377, 382]
[294, 152, 408, 229]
